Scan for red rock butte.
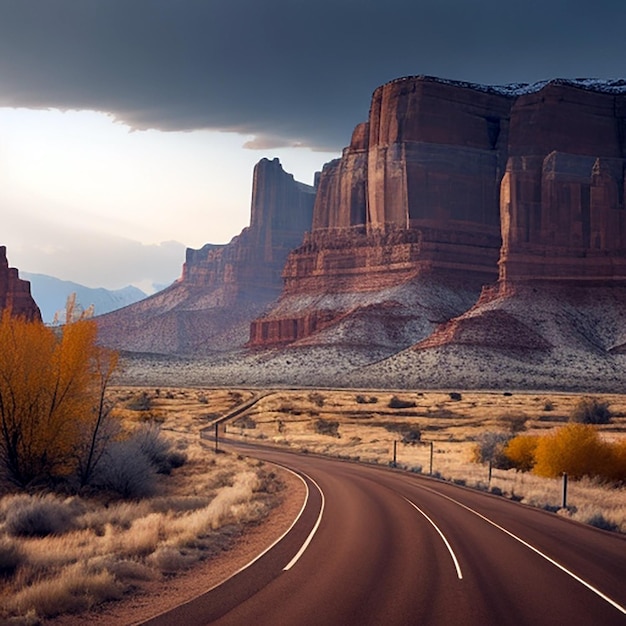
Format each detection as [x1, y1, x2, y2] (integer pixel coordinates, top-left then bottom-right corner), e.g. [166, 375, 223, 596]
[250, 76, 626, 349]
[250, 77, 510, 347]
[0, 246, 41, 322]
[499, 81, 626, 287]
[96, 158, 316, 353]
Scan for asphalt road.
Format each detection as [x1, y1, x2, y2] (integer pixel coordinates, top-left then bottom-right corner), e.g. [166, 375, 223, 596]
[142, 442, 626, 626]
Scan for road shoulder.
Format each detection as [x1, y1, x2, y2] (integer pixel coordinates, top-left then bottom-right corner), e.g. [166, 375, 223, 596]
[51, 465, 306, 626]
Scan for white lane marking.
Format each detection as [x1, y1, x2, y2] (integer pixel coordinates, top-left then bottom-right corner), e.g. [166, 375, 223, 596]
[404, 497, 463, 580]
[205, 463, 310, 581]
[433, 489, 626, 615]
[283, 471, 325, 570]
[136, 464, 311, 624]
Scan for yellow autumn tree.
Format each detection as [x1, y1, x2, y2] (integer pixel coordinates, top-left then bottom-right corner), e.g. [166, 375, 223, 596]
[602, 439, 626, 483]
[532, 423, 608, 480]
[504, 435, 539, 472]
[0, 311, 118, 487]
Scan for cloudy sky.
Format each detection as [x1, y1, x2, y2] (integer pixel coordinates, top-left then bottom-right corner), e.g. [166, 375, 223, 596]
[2, 0, 625, 292]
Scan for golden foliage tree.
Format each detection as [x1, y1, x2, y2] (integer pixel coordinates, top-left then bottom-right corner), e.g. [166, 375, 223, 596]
[504, 435, 539, 472]
[0, 311, 118, 487]
[532, 423, 607, 480]
[603, 439, 626, 483]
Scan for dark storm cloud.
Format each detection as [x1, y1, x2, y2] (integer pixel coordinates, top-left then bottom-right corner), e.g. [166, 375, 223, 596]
[1, 0, 625, 151]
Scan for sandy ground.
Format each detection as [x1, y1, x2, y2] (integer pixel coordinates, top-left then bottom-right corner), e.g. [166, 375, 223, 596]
[50, 465, 306, 626]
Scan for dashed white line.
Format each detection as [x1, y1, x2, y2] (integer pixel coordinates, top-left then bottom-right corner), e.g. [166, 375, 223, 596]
[432, 489, 626, 615]
[404, 497, 463, 580]
[137, 463, 312, 624]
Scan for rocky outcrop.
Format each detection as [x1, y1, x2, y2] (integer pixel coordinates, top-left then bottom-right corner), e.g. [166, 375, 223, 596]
[250, 77, 511, 348]
[96, 159, 315, 353]
[416, 79, 626, 356]
[183, 158, 315, 292]
[99, 75, 626, 392]
[0, 246, 41, 322]
[499, 82, 626, 285]
[251, 76, 626, 366]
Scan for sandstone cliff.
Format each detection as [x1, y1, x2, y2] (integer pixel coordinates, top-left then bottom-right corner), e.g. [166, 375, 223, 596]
[250, 78, 626, 365]
[416, 79, 626, 359]
[96, 159, 315, 353]
[109, 76, 626, 392]
[0, 246, 41, 322]
[250, 77, 510, 349]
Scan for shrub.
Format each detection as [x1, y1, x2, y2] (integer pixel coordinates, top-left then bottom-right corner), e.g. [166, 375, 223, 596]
[355, 395, 378, 404]
[504, 435, 539, 472]
[3, 494, 78, 537]
[125, 391, 153, 412]
[449, 392, 462, 401]
[603, 439, 626, 483]
[233, 415, 256, 429]
[497, 412, 528, 433]
[585, 513, 619, 532]
[384, 422, 422, 445]
[313, 419, 340, 438]
[533, 424, 607, 479]
[472, 431, 513, 469]
[229, 391, 243, 404]
[400, 426, 422, 445]
[94, 439, 157, 498]
[131, 423, 184, 474]
[9, 562, 123, 618]
[570, 396, 611, 424]
[0, 538, 23, 577]
[543, 399, 554, 411]
[388, 396, 416, 409]
[308, 392, 325, 407]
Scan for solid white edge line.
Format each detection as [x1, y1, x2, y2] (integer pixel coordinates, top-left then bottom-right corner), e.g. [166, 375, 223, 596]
[435, 490, 626, 615]
[136, 462, 311, 625]
[404, 497, 463, 580]
[283, 471, 325, 570]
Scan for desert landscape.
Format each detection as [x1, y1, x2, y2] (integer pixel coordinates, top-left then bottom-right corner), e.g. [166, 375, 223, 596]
[1, 383, 624, 623]
[2, 73, 626, 623]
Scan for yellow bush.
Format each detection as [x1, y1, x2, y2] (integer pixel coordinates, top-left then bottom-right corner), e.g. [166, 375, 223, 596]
[504, 435, 539, 472]
[603, 439, 626, 483]
[533, 424, 608, 480]
[0, 312, 118, 486]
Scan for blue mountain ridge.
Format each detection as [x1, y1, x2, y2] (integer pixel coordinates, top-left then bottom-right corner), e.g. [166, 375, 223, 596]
[22, 273, 147, 324]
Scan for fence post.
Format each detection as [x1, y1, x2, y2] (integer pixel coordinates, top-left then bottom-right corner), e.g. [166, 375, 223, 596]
[429, 441, 434, 476]
[562, 472, 568, 509]
[392, 440, 397, 467]
[215, 422, 219, 454]
[488, 459, 493, 486]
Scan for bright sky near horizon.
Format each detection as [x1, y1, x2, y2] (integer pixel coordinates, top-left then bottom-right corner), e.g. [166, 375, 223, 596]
[2, 0, 626, 292]
[0, 107, 336, 292]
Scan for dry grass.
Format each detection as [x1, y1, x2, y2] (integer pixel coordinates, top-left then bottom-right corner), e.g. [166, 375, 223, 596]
[226, 389, 626, 532]
[2, 385, 623, 621]
[0, 387, 280, 623]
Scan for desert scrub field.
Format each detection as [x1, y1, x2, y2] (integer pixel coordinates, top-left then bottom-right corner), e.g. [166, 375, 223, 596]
[0, 388, 282, 623]
[226, 389, 626, 532]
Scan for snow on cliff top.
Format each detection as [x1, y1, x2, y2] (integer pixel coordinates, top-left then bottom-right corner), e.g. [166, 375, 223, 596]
[386, 75, 626, 96]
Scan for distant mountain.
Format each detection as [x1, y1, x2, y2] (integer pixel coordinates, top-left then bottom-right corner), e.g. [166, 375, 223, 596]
[23, 272, 147, 324]
[96, 158, 316, 354]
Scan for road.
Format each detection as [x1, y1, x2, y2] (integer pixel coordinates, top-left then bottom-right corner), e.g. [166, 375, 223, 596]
[142, 441, 626, 626]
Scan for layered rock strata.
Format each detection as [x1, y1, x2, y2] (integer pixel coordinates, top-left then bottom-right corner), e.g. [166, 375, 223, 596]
[500, 82, 626, 285]
[250, 77, 512, 347]
[96, 159, 315, 353]
[0, 246, 41, 322]
[416, 80, 626, 354]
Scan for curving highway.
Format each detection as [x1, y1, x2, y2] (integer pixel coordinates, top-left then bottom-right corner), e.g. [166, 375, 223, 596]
[142, 441, 626, 626]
